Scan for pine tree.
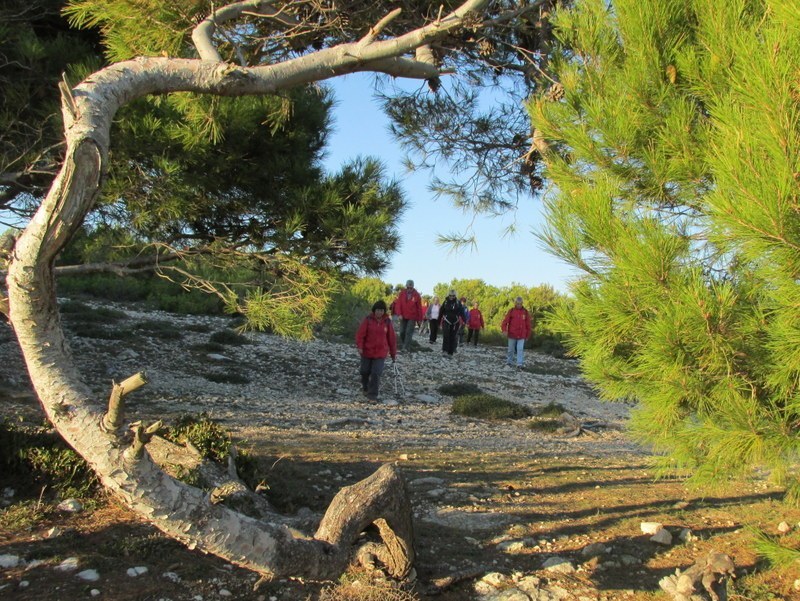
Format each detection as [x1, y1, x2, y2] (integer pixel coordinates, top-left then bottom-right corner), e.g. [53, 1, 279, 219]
[531, 0, 800, 498]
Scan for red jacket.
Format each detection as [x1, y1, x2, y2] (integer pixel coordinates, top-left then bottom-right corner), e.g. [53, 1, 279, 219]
[356, 313, 397, 360]
[467, 309, 484, 329]
[501, 307, 531, 339]
[394, 288, 424, 320]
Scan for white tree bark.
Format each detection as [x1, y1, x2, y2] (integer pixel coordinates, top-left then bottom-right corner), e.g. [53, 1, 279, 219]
[5, 0, 489, 580]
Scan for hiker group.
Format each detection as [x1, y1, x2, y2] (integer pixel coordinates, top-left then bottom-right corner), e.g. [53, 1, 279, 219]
[355, 279, 532, 403]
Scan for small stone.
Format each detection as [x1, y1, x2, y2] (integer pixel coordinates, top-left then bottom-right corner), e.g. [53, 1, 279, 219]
[398, 453, 409, 461]
[497, 540, 527, 553]
[162, 571, 181, 583]
[45, 527, 63, 539]
[0, 554, 21, 569]
[620, 554, 641, 566]
[793, 578, 800, 591]
[127, 566, 149, 577]
[18, 580, 29, 588]
[219, 589, 232, 597]
[650, 529, 673, 545]
[206, 353, 230, 362]
[57, 498, 83, 513]
[678, 528, 698, 543]
[90, 589, 101, 597]
[542, 556, 575, 573]
[410, 476, 445, 487]
[57, 557, 80, 571]
[480, 571, 508, 587]
[778, 521, 792, 534]
[640, 521, 663, 535]
[2, 488, 14, 498]
[581, 542, 607, 557]
[77, 569, 100, 582]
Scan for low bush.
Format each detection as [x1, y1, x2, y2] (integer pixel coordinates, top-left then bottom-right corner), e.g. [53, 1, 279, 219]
[0, 419, 98, 500]
[451, 394, 531, 420]
[438, 382, 482, 397]
[163, 413, 232, 463]
[209, 329, 250, 346]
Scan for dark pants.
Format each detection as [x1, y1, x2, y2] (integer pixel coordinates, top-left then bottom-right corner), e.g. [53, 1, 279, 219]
[428, 319, 439, 342]
[467, 328, 480, 346]
[399, 318, 415, 351]
[442, 321, 459, 355]
[359, 357, 385, 400]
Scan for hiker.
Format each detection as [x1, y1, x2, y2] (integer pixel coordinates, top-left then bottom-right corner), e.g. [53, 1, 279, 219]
[466, 301, 485, 346]
[501, 296, 531, 368]
[419, 296, 430, 335]
[457, 296, 469, 347]
[355, 300, 397, 403]
[426, 296, 441, 343]
[439, 290, 463, 356]
[393, 279, 424, 352]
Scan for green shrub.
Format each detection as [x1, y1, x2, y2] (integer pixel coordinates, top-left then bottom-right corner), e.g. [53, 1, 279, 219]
[60, 300, 128, 323]
[438, 382, 483, 397]
[163, 413, 231, 463]
[0, 419, 98, 499]
[133, 319, 184, 340]
[209, 329, 250, 346]
[534, 402, 567, 417]
[58, 273, 151, 302]
[0, 499, 49, 529]
[190, 341, 227, 353]
[68, 322, 133, 340]
[526, 418, 563, 433]
[451, 394, 531, 420]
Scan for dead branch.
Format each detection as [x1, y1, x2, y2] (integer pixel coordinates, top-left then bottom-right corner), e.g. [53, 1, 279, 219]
[102, 372, 147, 433]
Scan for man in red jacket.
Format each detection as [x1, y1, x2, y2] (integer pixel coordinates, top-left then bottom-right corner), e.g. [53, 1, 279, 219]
[393, 279, 424, 353]
[355, 300, 397, 403]
[501, 296, 532, 368]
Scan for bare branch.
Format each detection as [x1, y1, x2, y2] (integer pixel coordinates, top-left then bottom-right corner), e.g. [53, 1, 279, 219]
[357, 7, 402, 49]
[102, 372, 148, 433]
[192, 0, 300, 61]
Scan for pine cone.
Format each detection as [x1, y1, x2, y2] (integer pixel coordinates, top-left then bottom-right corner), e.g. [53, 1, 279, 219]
[546, 82, 565, 102]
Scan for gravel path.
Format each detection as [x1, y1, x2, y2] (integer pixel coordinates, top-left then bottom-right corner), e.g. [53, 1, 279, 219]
[0, 301, 644, 459]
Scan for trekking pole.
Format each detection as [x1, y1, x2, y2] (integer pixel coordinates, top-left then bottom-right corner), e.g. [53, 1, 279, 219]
[392, 361, 406, 397]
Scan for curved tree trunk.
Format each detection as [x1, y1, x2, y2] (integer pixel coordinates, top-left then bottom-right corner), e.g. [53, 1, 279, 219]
[5, 0, 489, 580]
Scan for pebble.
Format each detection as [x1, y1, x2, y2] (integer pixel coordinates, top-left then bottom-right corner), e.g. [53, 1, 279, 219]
[0, 555, 20, 569]
[57, 498, 83, 513]
[640, 521, 662, 534]
[650, 529, 673, 545]
[541, 556, 575, 573]
[77, 569, 100, 581]
[127, 566, 149, 577]
[56, 557, 80, 572]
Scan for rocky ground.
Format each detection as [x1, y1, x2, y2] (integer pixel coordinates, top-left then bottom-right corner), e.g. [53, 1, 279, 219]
[1, 300, 798, 601]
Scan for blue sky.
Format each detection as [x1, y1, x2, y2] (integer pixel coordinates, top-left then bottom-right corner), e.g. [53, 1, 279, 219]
[323, 73, 577, 296]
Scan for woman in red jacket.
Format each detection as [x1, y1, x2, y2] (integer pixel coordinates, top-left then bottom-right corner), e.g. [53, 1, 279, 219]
[466, 301, 485, 347]
[501, 296, 531, 367]
[355, 300, 397, 403]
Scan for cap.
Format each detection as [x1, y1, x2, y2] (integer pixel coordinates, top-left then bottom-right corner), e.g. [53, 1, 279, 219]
[406, 279, 414, 287]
